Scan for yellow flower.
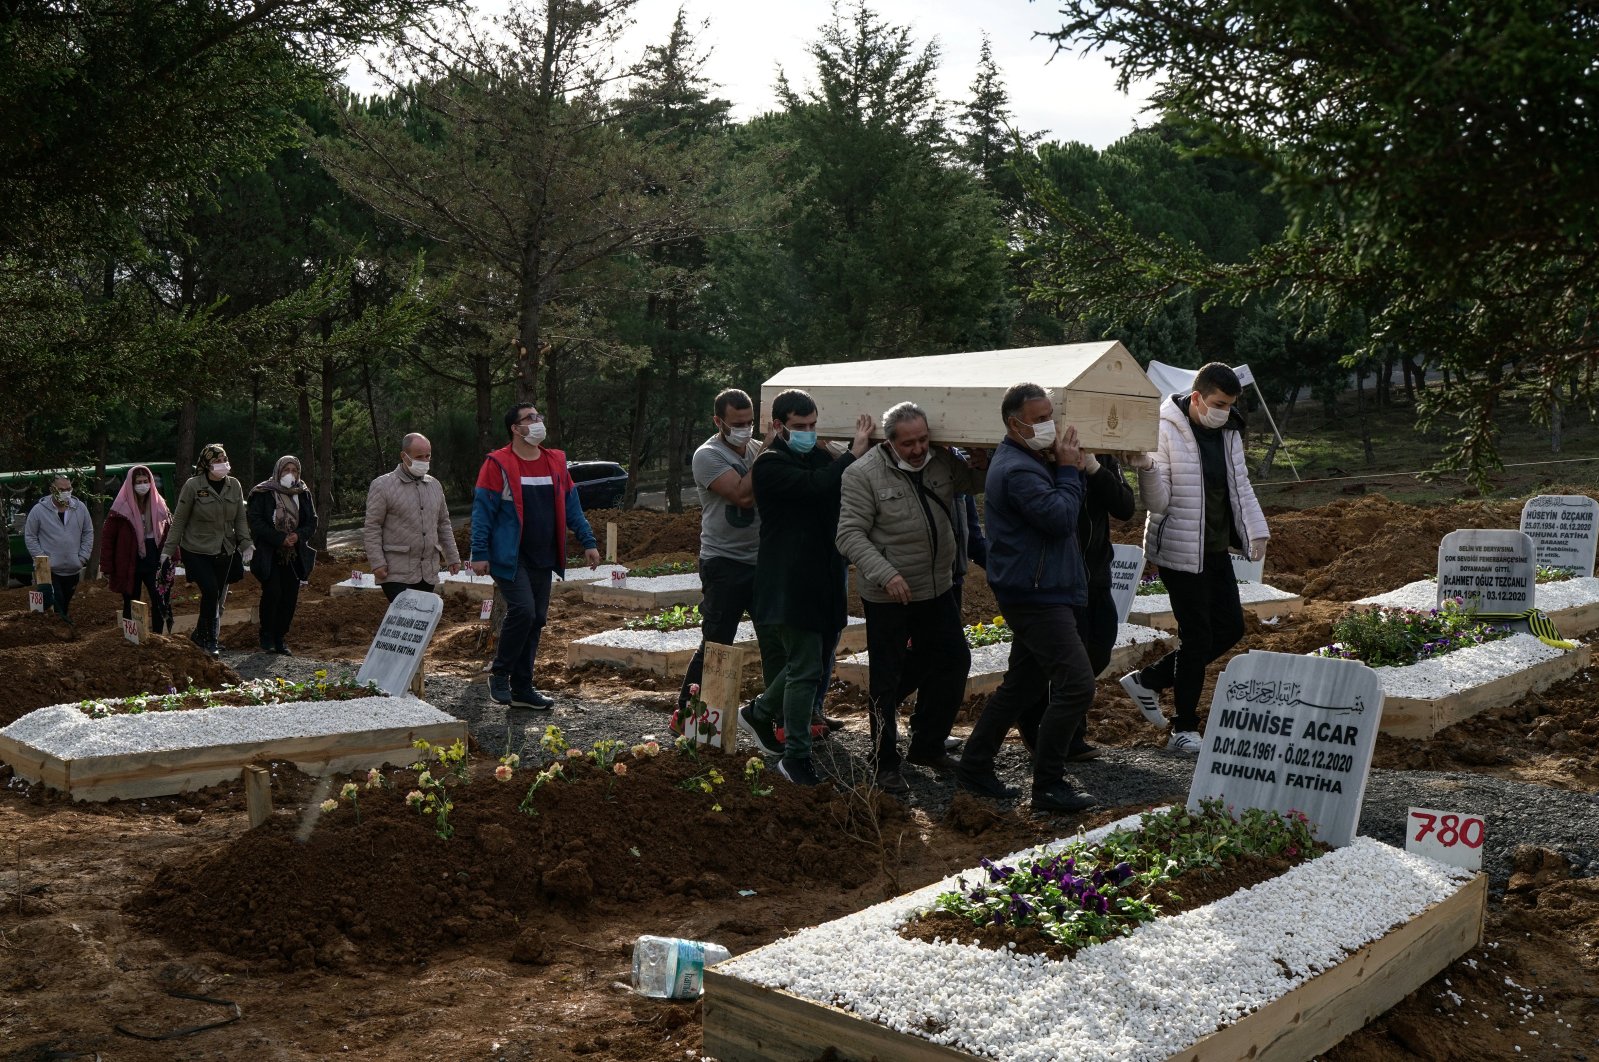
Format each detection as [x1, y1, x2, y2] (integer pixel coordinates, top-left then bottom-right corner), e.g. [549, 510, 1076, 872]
[315, 668, 328, 680]
[340, 782, 358, 800]
[992, 615, 1004, 626]
[711, 803, 723, 813]
[319, 798, 337, 813]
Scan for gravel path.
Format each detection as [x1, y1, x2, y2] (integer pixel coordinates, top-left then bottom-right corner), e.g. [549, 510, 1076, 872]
[227, 648, 1599, 889]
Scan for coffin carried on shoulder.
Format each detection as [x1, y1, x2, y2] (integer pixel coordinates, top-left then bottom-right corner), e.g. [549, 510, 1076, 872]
[760, 341, 1162, 452]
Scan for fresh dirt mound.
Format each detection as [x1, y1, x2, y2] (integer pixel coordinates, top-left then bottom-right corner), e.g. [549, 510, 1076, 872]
[0, 627, 237, 725]
[1262, 494, 1523, 600]
[132, 752, 895, 970]
[0, 610, 79, 651]
[576, 508, 702, 561]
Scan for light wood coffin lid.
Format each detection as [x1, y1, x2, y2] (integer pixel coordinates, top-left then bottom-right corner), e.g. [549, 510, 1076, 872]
[759, 341, 1162, 451]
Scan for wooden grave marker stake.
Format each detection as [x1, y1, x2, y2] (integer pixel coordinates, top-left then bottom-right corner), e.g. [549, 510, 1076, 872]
[698, 642, 746, 754]
[122, 600, 149, 645]
[243, 765, 273, 828]
[605, 521, 618, 564]
[410, 648, 427, 699]
[33, 555, 50, 586]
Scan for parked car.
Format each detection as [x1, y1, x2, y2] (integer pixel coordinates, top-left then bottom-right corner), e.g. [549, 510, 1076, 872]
[568, 461, 629, 511]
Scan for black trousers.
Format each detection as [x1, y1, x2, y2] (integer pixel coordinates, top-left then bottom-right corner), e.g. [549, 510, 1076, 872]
[1018, 583, 1118, 749]
[184, 552, 231, 646]
[382, 579, 435, 602]
[864, 588, 970, 770]
[678, 556, 757, 712]
[1138, 552, 1245, 731]
[258, 564, 303, 647]
[47, 572, 81, 619]
[963, 600, 1095, 788]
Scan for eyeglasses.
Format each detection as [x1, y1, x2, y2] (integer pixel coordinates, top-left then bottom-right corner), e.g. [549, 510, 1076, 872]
[516, 413, 545, 424]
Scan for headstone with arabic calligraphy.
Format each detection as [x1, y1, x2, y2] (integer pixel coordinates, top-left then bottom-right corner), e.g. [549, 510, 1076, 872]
[1188, 650, 1383, 847]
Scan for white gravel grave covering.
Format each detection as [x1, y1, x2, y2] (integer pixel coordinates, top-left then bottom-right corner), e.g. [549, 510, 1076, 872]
[718, 814, 1474, 1062]
[1129, 581, 1299, 617]
[574, 616, 865, 654]
[1360, 632, 1574, 700]
[1356, 576, 1599, 614]
[597, 572, 702, 593]
[1, 696, 454, 760]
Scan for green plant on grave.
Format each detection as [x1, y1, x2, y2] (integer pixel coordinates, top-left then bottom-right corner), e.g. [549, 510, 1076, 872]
[678, 764, 726, 812]
[408, 738, 465, 838]
[518, 761, 565, 816]
[1314, 599, 1511, 668]
[624, 603, 703, 631]
[72, 675, 381, 720]
[335, 781, 362, 824]
[539, 724, 568, 757]
[1136, 575, 1168, 596]
[965, 617, 1012, 648]
[587, 738, 626, 771]
[744, 756, 772, 797]
[1536, 564, 1578, 583]
[627, 560, 696, 577]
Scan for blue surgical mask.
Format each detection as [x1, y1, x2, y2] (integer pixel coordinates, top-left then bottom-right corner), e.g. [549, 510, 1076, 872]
[787, 429, 817, 454]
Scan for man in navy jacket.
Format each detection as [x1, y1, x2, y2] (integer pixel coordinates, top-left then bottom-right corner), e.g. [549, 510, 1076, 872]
[956, 382, 1100, 814]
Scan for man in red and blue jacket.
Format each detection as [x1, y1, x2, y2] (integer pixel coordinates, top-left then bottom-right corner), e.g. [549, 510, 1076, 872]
[469, 402, 600, 708]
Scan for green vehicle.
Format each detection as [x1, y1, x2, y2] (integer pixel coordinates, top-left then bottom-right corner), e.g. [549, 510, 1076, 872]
[4, 462, 179, 586]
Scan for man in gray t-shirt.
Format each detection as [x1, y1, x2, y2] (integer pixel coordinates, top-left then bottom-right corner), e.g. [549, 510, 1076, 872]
[678, 388, 763, 715]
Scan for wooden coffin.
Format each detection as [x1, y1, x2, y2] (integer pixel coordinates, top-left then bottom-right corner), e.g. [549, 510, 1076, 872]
[760, 341, 1162, 453]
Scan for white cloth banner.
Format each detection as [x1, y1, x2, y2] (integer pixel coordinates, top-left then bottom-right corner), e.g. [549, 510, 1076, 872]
[1145, 360, 1254, 396]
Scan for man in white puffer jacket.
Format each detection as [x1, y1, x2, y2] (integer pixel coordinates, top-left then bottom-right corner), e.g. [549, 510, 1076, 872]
[1120, 363, 1269, 754]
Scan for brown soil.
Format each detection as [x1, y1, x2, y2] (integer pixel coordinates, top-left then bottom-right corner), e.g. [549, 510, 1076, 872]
[4, 495, 1599, 1060]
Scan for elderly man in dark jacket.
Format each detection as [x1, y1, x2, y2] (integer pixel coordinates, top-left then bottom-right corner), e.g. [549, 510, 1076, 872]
[835, 401, 986, 794]
[956, 382, 1100, 815]
[738, 389, 873, 787]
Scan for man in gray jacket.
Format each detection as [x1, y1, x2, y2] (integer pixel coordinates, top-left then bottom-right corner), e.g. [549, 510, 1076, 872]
[836, 402, 986, 794]
[24, 475, 94, 621]
[364, 433, 462, 602]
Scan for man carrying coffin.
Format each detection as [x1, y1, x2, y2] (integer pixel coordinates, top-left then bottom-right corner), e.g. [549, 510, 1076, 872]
[956, 382, 1100, 814]
[738, 389, 873, 787]
[835, 401, 986, 795]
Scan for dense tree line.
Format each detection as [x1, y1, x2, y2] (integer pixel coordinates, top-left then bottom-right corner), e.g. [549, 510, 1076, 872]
[4, 0, 1593, 537]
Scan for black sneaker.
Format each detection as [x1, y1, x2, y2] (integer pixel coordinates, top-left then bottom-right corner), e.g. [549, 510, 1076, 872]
[777, 758, 824, 787]
[274, 640, 292, 656]
[943, 735, 964, 752]
[512, 686, 554, 710]
[821, 714, 847, 733]
[954, 766, 1020, 800]
[738, 701, 784, 756]
[905, 751, 961, 772]
[874, 767, 911, 795]
[1031, 784, 1099, 814]
[1066, 741, 1102, 763]
[488, 674, 512, 705]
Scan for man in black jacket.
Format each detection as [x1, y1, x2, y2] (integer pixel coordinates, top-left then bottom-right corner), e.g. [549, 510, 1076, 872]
[738, 389, 873, 787]
[1017, 450, 1136, 761]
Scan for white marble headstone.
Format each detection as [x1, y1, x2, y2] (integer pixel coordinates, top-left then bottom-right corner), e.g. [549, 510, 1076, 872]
[1109, 543, 1144, 626]
[1189, 650, 1383, 848]
[1519, 495, 1599, 578]
[1436, 529, 1536, 613]
[1230, 551, 1265, 584]
[356, 590, 445, 696]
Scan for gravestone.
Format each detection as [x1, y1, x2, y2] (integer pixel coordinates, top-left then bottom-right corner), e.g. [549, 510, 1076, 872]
[1519, 495, 1599, 578]
[356, 590, 445, 697]
[1109, 544, 1144, 626]
[1436, 529, 1537, 613]
[1188, 650, 1383, 847]
[1231, 550, 1265, 584]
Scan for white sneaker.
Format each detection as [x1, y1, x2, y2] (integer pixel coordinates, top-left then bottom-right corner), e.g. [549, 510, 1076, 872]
[1169, 730, 1203, 756]
[1119, 671, 1167, 729]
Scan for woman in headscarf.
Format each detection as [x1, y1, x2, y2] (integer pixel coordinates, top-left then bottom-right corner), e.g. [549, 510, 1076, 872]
[101, 465, 173, 633]
[162, 443, 250, 656]
[248, 455, 317, 655]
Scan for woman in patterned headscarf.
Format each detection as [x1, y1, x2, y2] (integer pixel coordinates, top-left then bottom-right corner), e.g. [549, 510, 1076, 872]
[247, 455, 318, 655]
[161, 443, 250, 656]
[101, 464, 173, 633]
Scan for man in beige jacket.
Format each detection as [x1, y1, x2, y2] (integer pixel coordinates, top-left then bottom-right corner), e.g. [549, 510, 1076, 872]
[835, 401, 986, 794]
[364, 433, 462, 601]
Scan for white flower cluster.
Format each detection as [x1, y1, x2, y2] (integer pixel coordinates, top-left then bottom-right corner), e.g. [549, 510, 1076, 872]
[1, 696, 456, 760]
[719, 818, 1474, 1062]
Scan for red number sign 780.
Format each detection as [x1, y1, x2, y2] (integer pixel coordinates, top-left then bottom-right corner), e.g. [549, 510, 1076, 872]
[1410, 811, 1485, 849]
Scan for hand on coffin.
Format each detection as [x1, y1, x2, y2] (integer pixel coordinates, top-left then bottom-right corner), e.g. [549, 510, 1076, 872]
[850, 413, 874, 457]
[1053, 424, 1081, 469]
[1124, 451, 1155, 471]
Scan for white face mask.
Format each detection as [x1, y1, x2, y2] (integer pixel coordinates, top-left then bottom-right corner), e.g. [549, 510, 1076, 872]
[280, 474, 298, 489]
[134, 483, 151, 496]
[54, 488, 72, 503]
[519, 422, 547, 445]
[725, 425, 753, 447]
[1021, 418, 1056, 452]
[408, 458, 431, 476]
[1195, 396, 1230, 429]
[211, 462, 230, 477]
[894, 450, 931, 472]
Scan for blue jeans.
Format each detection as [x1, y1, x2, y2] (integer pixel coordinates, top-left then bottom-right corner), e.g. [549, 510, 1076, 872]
[752, 623, 824, 766]
[492, 562, 553, 688]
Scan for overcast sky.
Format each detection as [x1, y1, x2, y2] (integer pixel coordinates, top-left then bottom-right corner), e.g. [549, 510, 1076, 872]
[348, 0, 1157, 150]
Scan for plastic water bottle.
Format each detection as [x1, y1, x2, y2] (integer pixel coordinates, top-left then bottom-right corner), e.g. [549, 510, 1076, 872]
[630, 935, 730, 999]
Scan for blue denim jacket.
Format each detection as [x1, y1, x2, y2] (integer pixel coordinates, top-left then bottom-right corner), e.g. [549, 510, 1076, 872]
[982, 437, 1087, 608]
